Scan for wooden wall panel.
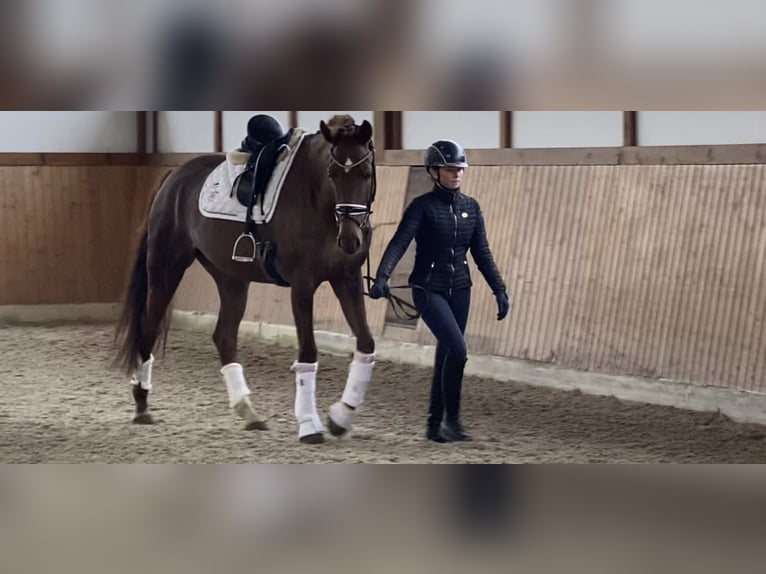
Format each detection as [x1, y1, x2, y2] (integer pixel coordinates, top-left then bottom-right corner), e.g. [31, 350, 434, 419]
[0, 166, 137, 305]
[462, 163, 766, 393]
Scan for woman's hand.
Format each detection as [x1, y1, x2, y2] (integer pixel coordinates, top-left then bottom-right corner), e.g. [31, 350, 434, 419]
[370, 277, 391, 300]
[495, 290, 511, 321]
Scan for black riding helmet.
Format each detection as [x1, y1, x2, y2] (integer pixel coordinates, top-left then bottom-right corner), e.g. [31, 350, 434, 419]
[425, 139, 469, 170]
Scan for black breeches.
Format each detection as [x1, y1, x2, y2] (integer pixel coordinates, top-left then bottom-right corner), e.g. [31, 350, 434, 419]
[413, 287, 471, 367]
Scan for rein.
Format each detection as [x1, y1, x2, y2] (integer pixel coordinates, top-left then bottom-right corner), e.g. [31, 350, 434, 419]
[363, 259, 422, 321]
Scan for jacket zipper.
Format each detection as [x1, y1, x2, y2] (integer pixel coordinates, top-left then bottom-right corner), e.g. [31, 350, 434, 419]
[425, 261, 435, 286]
[449, 197, 458, 296]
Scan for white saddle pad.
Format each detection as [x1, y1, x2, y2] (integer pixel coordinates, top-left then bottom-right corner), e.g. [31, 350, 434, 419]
[199, 130, 307, 224]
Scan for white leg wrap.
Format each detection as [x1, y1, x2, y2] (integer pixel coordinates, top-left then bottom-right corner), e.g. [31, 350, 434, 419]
[130, 354, 155, 391]
[221, 363, 252, 409]
[329, 352, 375, 431]
[341, 352, 375, 408]
[291, 361, 324, 438]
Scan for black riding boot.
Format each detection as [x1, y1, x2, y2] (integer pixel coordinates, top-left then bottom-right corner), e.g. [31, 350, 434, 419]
[426, 358, 446, 443]
[440, 351, 472, 442]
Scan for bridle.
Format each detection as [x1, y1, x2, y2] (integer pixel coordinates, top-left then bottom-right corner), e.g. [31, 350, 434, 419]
[327, 145, 377, 230]
[326, 143, 419, 320]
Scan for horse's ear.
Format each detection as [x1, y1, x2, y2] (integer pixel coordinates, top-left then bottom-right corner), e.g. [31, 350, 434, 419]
[320, 120, 336, 144]
[357, 120, 373, 144]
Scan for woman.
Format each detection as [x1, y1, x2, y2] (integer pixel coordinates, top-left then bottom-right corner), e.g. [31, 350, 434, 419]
[370, 139, 511, 443]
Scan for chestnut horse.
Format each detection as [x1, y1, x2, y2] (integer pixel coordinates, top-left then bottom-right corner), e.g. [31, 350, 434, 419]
[116, 115, 377, 444]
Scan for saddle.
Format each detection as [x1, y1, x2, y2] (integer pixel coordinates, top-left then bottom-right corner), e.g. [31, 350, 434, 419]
[229, 128, 294, 288]
[232, 129, 294, 211]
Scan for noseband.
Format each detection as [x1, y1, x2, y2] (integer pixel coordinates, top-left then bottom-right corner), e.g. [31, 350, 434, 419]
[328, 147, 376, 230]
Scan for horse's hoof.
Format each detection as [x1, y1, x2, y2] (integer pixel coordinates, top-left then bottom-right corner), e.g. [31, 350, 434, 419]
[234, 398, 267, 431]
[299, 433, 325, 445]
[327, 416, 348, 438]
[327, 402, 353, 437]
[245, 420, 269, 431]
[133, 412, 155, 425]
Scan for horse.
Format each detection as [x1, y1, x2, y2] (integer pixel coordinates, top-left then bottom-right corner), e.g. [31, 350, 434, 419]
[115, 115, 377, 444]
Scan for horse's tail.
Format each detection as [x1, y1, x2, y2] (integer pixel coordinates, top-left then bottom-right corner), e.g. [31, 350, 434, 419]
[114, 225, 150, 374]
[114, 171, 172, 374]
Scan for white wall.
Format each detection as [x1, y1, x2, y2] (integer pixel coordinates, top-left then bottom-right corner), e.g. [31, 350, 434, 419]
[222, 111, 291, 151]
[513, 112, 623, 149]
[0, 112, 137, 152]
[156, 111, 215, 153]
[402, 111, 501, 149]
[638, 112, 766, 146]
[2, 111, 764, 155]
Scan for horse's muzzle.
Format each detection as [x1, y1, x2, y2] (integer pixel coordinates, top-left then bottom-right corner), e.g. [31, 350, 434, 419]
[337, 233, 362, 255]
[335, 207, 368, 256]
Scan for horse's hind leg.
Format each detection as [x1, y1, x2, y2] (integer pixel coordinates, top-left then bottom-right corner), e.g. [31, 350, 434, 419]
[132, 251, 192, 424]
[290, 285, 325, 444]
[201, 260, 267, 431]
[326, 271, 376, 437]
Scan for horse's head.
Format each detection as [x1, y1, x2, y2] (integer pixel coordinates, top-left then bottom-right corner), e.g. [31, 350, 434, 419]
[320, 115, 376, 256]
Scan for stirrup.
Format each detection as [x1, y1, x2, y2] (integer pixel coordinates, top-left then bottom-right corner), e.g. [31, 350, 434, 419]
[232, 233, 258, 263]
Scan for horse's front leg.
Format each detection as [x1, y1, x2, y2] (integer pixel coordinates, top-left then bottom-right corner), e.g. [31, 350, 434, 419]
[208, 270, 268, 432]
[327, 271, 376, 437]
[290, 285, 325, 444]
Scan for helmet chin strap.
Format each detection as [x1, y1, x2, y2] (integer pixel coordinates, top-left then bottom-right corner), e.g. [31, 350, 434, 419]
[430, 168, 460, 193]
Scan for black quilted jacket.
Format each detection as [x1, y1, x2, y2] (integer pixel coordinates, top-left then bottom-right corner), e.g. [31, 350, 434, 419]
[376, 186, 506, 295]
